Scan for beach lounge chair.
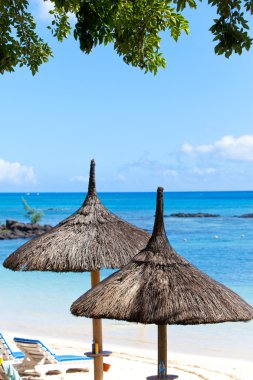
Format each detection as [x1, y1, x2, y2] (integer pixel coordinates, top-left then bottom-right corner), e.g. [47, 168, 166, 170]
[0, 334, 24, 362]
[14, 337, 92, 376]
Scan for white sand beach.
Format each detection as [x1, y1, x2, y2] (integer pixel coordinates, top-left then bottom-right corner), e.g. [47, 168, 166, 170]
[3, 331, 253, 380]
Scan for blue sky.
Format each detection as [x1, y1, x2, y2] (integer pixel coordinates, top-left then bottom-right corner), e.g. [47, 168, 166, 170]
[0, 1, 253, 192]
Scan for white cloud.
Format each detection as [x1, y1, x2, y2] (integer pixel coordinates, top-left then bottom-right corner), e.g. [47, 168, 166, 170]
[70, 175, 88, 183]
[195, 144, 214, 153]
[181, 135, 253, 161]
[0, 158, 36, 184]
[193, 167, 216, 175]
[181, 142, 194, 153]
[215, 135, 253, 160]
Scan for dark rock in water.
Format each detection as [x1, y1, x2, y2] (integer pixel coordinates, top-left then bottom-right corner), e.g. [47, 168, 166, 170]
[0, 220, 53, 240]
[239, 213, 253, 218]
[170, 213, 220, 218]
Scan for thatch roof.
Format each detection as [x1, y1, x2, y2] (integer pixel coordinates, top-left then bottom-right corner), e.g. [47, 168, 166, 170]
[71, 187, 253, 325]
[3, 160, 150, 272]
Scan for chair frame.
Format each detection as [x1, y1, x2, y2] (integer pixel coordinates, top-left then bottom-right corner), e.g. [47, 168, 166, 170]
[14, 338, 92, 377]
[0, 333, 24, 362]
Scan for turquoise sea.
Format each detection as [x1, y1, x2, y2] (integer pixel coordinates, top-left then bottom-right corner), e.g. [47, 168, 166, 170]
[0, 191, 252, 360]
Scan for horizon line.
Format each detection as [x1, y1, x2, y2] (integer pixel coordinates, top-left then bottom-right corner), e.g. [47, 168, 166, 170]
[0, 190, 252, 194]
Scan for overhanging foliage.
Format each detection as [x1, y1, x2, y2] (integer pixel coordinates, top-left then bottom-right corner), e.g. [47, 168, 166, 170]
[0, 0, 252, 75]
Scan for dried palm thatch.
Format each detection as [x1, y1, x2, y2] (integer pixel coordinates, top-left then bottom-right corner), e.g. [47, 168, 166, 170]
[3, 160, 150, 272]
[71, 187, 253, 325]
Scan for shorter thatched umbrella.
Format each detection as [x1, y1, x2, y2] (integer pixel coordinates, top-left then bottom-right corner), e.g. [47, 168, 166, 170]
[71, 187, 253, 379]
[3, 160, 150, 380]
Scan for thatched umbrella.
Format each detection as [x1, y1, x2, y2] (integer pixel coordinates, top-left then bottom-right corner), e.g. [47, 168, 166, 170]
[3, 160, 150, 380]
[71, 187, 253, 379]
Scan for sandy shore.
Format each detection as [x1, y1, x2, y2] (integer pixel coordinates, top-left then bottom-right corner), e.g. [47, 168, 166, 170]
[3, 332, 253, 380]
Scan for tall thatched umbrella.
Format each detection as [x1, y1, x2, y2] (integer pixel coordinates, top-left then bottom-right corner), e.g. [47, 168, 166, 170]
[71, 187, 253, 379]
[3, 160, 150, 380]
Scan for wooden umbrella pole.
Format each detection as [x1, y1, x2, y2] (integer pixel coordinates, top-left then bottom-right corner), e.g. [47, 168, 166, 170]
[158, 324, 167, 378]
[91, 271, 103, 380]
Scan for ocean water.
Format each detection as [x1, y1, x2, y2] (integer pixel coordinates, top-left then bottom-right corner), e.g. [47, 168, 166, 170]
[0, 191, 252, 360]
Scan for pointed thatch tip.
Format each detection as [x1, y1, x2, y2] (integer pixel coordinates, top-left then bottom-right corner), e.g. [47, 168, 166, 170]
[153, 186, 165, 237]
[88, 159, 96, 196]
